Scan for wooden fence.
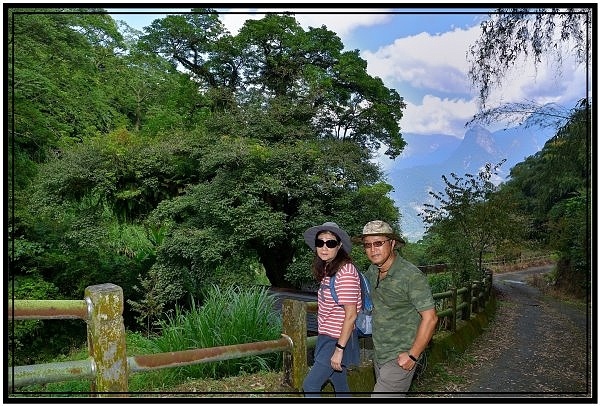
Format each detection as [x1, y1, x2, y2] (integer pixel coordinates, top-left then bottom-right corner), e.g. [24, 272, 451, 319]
[418, 254, 555, 275]
[8, 271, 493, 395]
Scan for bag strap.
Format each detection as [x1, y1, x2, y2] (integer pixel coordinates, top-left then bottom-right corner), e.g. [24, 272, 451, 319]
[358, 272, 374, 312]
[329, 273, 340, 304]
[330, 271, 373, 311]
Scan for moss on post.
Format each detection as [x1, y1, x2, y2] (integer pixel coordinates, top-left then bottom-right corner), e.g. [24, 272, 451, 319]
[281, 298, 307, 391]
[85, 283, 128, 395]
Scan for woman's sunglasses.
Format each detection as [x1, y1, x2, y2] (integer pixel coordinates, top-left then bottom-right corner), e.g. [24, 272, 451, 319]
[315, 239, 340, 248]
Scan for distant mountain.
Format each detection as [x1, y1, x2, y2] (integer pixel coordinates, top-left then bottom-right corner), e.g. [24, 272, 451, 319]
[389, 124, 555, 242]
[393, 133, 462, 170]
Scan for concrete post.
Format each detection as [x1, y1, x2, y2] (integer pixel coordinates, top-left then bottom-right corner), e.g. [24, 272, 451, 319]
[84, 283, 128, 395]
[281, 298, 307, 391]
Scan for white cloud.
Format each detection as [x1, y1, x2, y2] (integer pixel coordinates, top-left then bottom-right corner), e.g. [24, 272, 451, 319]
[362, 27, 477, 90]
[219, 8, 393, 39]
[293, 11, 393, 39]
[359, 26, 482, 136]
[402, 96, 476, 137]
[485, 51, 588, 108]
[359, 21, 588, 136]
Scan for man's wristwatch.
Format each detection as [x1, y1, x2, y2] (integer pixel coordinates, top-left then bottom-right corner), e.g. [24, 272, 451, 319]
[335, 343, 346, 350]
[408, 354, 418, 362]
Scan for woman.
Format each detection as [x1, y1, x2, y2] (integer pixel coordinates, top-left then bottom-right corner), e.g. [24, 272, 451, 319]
[302, 221, 362, 397]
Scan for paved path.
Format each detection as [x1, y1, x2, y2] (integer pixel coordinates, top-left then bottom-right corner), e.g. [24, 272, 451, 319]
[420, 265, 592, 399]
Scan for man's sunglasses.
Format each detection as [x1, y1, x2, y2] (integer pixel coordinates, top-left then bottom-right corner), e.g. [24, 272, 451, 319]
[315, 239, 340, 248]
[363, 239, 390, 249]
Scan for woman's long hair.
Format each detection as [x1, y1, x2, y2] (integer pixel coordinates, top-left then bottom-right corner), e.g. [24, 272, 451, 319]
[311, 231, 352, 281]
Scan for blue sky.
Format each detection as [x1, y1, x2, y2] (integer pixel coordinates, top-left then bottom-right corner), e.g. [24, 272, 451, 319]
[107, 6, 589, 146]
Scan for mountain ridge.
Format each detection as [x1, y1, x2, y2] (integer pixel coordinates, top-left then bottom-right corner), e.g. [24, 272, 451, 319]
[387, 125, 555, 242]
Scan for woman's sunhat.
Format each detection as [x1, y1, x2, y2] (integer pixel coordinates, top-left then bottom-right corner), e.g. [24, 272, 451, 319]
[303, 221, 352, 254]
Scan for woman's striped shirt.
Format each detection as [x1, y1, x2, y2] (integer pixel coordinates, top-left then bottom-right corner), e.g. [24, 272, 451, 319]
[317, 262, 362, 338]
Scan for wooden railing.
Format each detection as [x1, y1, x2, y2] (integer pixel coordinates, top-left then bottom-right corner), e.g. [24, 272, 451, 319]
[483, 254, 554, 271]
[8, 271, 493, 395]
[419, 255, 555, 275]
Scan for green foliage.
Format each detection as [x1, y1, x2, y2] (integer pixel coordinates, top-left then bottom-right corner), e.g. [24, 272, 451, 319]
[500, 102, 590, 297]
[401, 241, 432, 266]
[13, 127, 210, 305]
[8, 275, 59, 299]
[427, 272, 457, 295]
[127, 264, 183, 337]
[130, 285, 282, 388]
[28, 128, 205, 222]
[547, 191, 589, 295]
[8, 275, 60, 365]
[147, 135, 396, 298]
[13, 170, 158, 329]
[8, 8, 127, 169]
[420, 160, 525, 283]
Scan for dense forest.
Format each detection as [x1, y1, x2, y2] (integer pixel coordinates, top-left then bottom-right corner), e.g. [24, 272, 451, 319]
[7, 8, 592, 362]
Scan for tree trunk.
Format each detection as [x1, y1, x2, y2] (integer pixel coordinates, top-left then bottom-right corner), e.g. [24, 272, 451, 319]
[257, 244, 295, 289]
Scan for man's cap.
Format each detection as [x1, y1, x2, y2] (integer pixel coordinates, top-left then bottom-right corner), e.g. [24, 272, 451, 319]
[353, 220, 405, 245]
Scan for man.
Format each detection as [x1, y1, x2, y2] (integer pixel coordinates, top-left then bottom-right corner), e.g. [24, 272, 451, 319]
[354, 220, 438, 397]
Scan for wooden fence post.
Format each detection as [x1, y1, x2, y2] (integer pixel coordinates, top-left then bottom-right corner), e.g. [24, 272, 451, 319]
[450, 287, 457, 332]
[484, 270, 493, 301]
[461, 283, 472, 321]
[477, 280, 486, 309]
[281, 298, 307, 391]
[85, 284, 128, 395]
[471, 281, 479, 314]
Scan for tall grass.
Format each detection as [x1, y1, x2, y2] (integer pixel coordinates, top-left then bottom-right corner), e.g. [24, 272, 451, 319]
[129, 284, 283, 390]
[16, 285, 283, 393]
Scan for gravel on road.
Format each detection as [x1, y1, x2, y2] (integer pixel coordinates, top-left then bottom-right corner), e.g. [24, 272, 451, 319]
[410, 266, 593, 400]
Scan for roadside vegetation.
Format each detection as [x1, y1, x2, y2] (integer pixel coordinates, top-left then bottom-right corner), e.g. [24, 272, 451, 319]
[15, 286, 282, 394]
[11, 268, 493, 395]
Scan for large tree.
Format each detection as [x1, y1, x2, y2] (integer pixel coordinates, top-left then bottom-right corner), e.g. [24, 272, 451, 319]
[132, 11, 406, 296]
[139, 10, 407, 157]
[13, 10, 405, 316]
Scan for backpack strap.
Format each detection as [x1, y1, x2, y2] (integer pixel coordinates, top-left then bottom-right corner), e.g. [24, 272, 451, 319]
[358, 272, 373, 312]
[331, 271, 372, 310]
[329, 273, 340, 304]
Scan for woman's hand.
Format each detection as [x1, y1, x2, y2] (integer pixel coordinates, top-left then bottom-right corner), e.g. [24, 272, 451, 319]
[331, 347, 344, 371]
